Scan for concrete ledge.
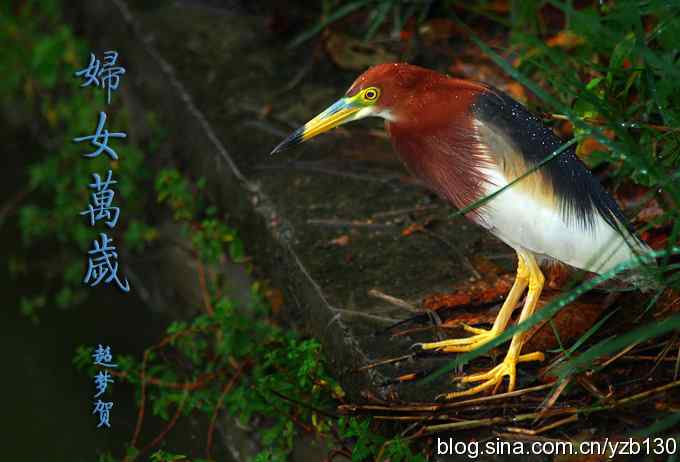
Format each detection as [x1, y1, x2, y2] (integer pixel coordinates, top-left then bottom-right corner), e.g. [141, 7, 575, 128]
[72, 0, 507, 404]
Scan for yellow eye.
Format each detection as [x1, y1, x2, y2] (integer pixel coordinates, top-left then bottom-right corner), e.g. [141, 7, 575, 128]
[362, 87, 380, 102]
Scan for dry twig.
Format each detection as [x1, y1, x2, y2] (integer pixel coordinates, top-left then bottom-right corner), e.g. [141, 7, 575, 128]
[368, 288, 421, 314]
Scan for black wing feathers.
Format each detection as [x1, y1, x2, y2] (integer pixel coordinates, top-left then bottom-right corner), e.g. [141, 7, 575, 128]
[471, 89, 631, 234]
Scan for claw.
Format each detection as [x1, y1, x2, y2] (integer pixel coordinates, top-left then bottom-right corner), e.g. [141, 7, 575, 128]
[418, 327, 498, 353]
[439, 351, 545, 400]
[420, 251, 547, 402]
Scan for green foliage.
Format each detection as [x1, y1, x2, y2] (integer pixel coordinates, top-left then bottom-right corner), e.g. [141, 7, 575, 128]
[73, 164, 425, 460]
[0, 0, 82, 103]
[338, 417, 427, 462]
[120, 272, 342, 459]
[155, 169, 199, 221]
[154, 170, 244, 264]
[97, 453, 118, 462]
[150, 451, 187, 461]
[19, 294, 45, 324]
[382, 436, 427, 462]
[290, 0, 432, 47]
[338, 417, 386, 461]
[124, 219, 160, 253]
[511, 1, 680, 190]
[149, 450, 212, 462]
[191, 218, 241, 263]
[72, 344, 95, 372]
[7, 1, 423, 460]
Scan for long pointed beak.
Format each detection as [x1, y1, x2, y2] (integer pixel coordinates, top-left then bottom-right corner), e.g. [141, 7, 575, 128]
[270, 98, 360, 155]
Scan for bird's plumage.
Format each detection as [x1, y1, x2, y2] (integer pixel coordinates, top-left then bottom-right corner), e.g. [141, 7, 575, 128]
[353, 63, 647, 274]
[471, 89, 628, 234]
[272, 62, 654, 399]
[470, 89, 648, 273]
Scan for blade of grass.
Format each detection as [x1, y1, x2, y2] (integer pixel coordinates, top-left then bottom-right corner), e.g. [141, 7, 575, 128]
[448, 139, 577, 219]
[364, 0, 391, 40]
[555, 312, 680, 379]
[288, 0, 372, 49]
[467, 14, 680, 204]
[563, 307, 620, 357]
[634, 412, 680, 437]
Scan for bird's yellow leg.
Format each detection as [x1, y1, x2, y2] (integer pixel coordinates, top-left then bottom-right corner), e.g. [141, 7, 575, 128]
[418, 253, 529, 353]
[439, 253, 546, 400]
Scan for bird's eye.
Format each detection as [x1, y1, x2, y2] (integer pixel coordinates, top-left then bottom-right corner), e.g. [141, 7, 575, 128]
[362, 87, 380, 102]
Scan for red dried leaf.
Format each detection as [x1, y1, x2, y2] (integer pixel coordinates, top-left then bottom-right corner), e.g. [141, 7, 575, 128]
[635, 199, 665, 224]
[546, 30, 585, 49]
[577, 136, 609, 158]
[329, 234, 350, 246]
[401, 223, 425, 237]
[525, 291, 606, 352]
[423, 292, 472, 310]
[442, 311, 498, 327]
[422, 274, 514, 312]
[265, 288, 285, 315]
[502, 82, 528, 104]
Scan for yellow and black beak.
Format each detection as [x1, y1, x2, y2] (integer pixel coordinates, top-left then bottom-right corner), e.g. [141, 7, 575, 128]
[270, 98, 361, 154]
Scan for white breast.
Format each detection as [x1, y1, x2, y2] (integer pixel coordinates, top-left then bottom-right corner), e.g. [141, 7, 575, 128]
[476, 165, 644, 275]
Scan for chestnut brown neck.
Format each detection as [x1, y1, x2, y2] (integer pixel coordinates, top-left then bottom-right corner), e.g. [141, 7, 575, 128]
[385, 82, 492, 224]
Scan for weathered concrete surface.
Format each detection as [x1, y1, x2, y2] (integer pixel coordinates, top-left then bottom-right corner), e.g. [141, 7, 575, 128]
[71, 0, 511, 407]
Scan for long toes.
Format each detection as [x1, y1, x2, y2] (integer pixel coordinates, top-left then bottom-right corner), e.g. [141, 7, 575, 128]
[438, 351, 542, 400]
[518, 351, 545, 363]
[462, 324, 491, 335]
[440, 345, 478, 353]
[459, 364, 502, 383]
[508, 370, 517, 392]
[417, 336, 481, 351]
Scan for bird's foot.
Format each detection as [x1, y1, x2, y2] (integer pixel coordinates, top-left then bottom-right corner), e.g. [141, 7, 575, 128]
[415, 324, 498, 353]
[436, 351, 545, 400]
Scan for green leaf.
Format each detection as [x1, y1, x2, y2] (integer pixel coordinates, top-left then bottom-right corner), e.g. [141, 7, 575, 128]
[31, 36, 63, 88]
[229, 238, 244, 261]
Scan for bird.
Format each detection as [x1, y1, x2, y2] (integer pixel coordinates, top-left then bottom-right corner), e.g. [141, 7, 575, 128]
[271, 63, 650, 399]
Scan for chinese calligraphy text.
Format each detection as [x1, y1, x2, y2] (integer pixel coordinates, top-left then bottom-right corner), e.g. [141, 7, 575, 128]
[91, 344, 117, 428]
[74, 50, 130, 293]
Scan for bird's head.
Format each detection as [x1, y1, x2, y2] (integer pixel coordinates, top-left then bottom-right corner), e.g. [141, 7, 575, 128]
[270, 63, 434, 154]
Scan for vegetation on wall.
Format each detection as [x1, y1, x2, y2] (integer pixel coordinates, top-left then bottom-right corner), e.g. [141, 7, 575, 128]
[4, 0, 680, 460]
[2, 1, 425, 460]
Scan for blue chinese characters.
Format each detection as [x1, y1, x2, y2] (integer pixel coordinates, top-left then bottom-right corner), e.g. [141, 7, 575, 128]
[74, 51, 130, 293]
[91, 344, 117, 428]
[75, 51, 126, 104]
